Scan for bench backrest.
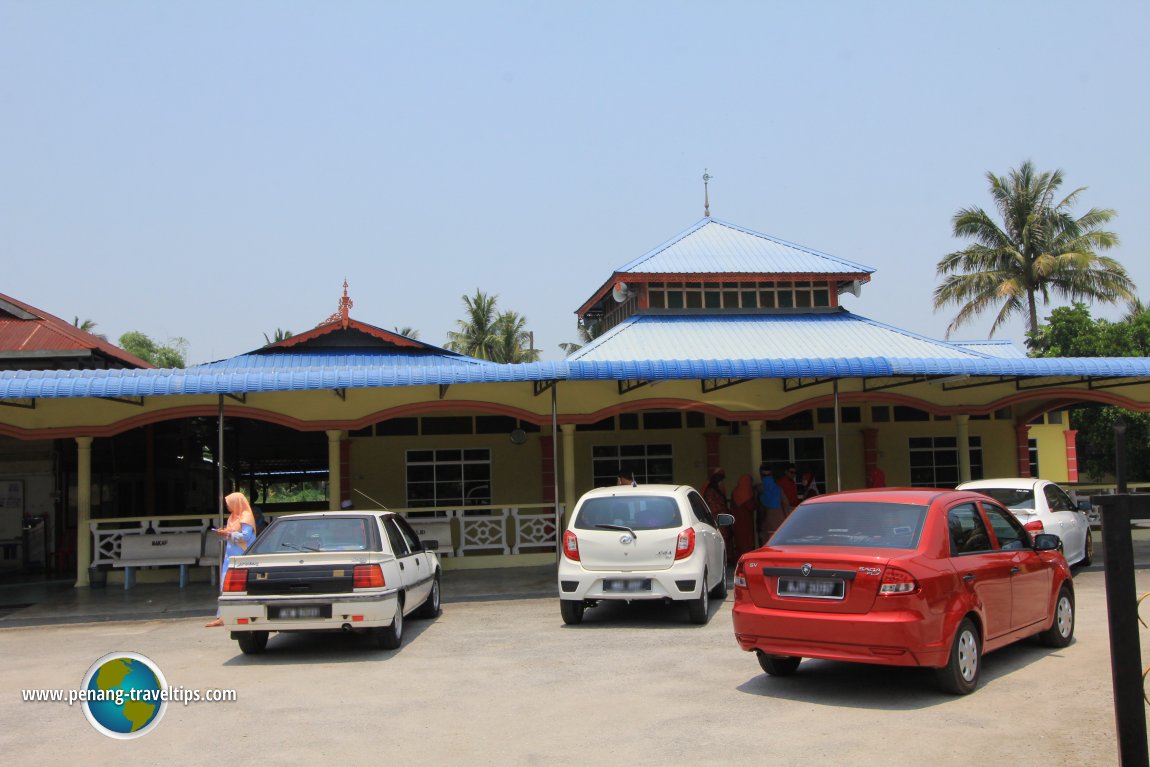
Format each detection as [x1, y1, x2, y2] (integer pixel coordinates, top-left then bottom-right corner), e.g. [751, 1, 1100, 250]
[120, 532, 203, 561]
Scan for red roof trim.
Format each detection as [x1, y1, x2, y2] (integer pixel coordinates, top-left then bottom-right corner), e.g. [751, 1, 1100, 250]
[268, 318, 427, 351]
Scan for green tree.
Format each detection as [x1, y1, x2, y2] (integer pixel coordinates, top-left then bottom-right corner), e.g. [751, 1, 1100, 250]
[393, 326, 420, 339]
[119, 331, 188, 367]
[445, 290, 501, 360]
[559, 320, 602, 356]
[73, 316, 107, 341]
[445, 290, 538, 362]
[1030, 303, 1150, 480]
[934, 161, 1135, 344]
[492, 311, 540, 363]
[262, 328, 294, 346]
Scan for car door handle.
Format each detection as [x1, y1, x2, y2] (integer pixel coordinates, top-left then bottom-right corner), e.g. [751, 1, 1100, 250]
[400, 562, 405, 571]
[1010, 567, 1021, 574]
[963, 574, 976, 582]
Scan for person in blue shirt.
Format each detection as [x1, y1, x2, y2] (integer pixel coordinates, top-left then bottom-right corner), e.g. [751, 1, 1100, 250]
[757, 463, 790, 545]
[204, 492, 257, 628]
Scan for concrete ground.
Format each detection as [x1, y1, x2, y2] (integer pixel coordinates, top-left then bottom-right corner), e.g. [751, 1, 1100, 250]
[4, 565, 1149, 766]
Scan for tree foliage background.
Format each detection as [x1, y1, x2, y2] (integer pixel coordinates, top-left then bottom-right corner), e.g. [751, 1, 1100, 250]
[1029, 303, 1150, 480]
[119, 331, 189, 368]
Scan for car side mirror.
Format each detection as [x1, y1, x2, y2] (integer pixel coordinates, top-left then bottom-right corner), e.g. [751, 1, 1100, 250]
[1033, 533, 1062, 552]
[1076, 499, 1092, 512]
[715, 513, 735, 527]
[422, 540, 439, 551]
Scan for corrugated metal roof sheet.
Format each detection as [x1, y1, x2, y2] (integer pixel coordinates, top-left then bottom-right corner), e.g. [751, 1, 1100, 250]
[568, 312, 979, 363]
[2, 313, 1148, 399]
[951, 340, 1029, 359]
[616, 218, 876, 276]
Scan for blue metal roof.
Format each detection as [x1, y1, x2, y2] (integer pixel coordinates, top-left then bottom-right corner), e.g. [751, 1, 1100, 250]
[616, 218, 876, 276]
[1, 314, 1148, 399]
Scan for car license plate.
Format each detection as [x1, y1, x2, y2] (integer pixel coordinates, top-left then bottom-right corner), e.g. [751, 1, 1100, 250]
[777, 577, 845, 600]
[603, 578, 651, 593]
[269, 605, 330, 619]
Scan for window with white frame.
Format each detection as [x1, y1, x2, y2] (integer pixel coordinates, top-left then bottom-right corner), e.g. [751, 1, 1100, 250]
[406, 448, 491, 507]
[908, 436, 983, 488]
[591, 444, 673, 487]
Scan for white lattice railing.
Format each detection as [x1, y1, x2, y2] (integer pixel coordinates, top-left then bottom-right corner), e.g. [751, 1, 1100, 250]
[90, 504, 565, 563]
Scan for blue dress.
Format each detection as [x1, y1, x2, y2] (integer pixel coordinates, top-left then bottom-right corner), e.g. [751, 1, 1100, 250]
[220, 523, 256, 590]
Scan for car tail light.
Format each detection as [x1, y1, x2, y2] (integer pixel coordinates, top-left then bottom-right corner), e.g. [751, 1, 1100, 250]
[353, 564, 385, 588]
[222, 568, 248, 592]
[1024, 520, 1045, 535]
[675, 527, 695, 560]
[562, 530, 580, 561]
[878, 567, 919, 595]
[733, 560, 747, 588]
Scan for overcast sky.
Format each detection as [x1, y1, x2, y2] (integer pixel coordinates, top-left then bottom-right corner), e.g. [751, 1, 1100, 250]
[3, 1, 1147, 364]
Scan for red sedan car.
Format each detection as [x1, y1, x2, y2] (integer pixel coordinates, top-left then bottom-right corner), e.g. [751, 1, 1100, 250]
[732, 488, 1074, 694]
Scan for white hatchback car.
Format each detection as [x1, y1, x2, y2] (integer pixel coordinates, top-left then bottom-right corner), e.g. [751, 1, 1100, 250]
[957, 478, 1093, 566]
[218, 511, 441, 654]
[558, 484, 732, 625]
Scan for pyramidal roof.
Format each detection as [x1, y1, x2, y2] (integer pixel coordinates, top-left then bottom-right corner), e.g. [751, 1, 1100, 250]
[617, 218, 875, 276]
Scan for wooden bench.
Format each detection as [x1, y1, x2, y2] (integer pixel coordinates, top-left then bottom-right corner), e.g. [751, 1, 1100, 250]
[113, 532, 206, 589]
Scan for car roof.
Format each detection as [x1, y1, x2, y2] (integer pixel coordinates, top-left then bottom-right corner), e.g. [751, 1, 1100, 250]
[958, 478, 1044, 491]
[270, 510, 392, 521]
[577, 484, 692, 499]
[803, 487, 970, 505]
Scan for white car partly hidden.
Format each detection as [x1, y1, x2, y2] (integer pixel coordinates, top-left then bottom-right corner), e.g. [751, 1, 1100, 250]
[558, 484, 732, 625]
[957, 478, 1094, 567]
[218, 511, 441, 654]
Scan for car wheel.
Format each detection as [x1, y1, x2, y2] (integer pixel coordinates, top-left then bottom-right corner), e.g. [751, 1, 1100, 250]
[236, 631, 269, 655]
[935, 617, 980, 695]
[415, 571, 441, 618]
[374, 597, 404, 650]
[560, 599, 585, 625]
[756, 652, 801, 676]
[1078, 531, 1093, 567]
[1038, 585, 1075, 648]
[687, 571, 710, 625]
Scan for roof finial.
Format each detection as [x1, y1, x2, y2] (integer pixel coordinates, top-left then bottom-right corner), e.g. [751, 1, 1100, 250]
[702, 169, 712, 218]
[339, 279, 353, 329]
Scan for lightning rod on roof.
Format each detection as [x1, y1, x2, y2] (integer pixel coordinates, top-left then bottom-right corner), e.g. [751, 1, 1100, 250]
[702, 169, 712, 218]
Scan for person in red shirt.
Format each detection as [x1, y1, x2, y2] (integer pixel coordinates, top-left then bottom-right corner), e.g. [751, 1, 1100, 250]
[777, 464, 800, 512]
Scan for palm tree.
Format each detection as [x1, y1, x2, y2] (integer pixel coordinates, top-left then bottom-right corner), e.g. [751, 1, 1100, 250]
[491, 311, 540, 363]
[934, 160, 1135, 343]
[73, 316, 107, 341]
[445, 290, 501, 359]
[559, 320, 602, 356]
[262, 328, 294, 346]
[393, 326, 420, 339]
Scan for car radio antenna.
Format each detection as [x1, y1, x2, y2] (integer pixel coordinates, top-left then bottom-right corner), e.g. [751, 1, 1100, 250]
[353, 488, 390, 511]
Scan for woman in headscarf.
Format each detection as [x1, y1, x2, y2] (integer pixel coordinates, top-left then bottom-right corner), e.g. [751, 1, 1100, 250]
[204, 491, 257, 628]
[703, 468, 732, 552]
[730, 473, 757, 558]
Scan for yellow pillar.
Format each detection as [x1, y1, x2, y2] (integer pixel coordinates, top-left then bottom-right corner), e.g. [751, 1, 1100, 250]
[956, 414, 972, 485]
[748, 420, 763, 477]
[327, 430, 343, 510]
[75, 436, 93, 587]
[561, 423, 576, 523]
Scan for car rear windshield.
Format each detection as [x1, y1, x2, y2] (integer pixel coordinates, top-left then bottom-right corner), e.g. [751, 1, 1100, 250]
[772, 502, 927, 549]
[249, 516, 379, 554]
[970, 487, 1035, 510]
[574, 496, 683, 531]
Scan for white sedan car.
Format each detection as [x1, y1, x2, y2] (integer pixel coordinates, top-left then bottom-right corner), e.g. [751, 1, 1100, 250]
[557, 484, 732, 625]
[218, 511, 441, 654]
[957, 478, 1093, 566]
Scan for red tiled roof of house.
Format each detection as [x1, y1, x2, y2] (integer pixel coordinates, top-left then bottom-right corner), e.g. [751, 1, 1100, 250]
[0, 293, 153, 368]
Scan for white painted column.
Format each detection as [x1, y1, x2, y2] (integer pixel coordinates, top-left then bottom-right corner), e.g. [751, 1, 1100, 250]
[956, 414, 972, 484]
[75, 436, 93, 587]
[561, 423, 576, 523]
[327, 430, 343, 510]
